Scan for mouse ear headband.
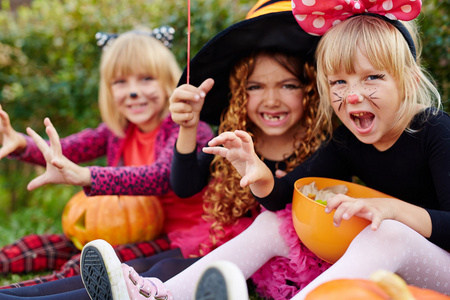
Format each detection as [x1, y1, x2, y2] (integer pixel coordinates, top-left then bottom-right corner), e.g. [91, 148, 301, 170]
[292, 0, 422, 60]
[95, 25, 175, 50]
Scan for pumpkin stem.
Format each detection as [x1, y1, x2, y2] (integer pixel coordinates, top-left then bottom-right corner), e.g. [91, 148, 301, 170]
[370, 270, 415, 300]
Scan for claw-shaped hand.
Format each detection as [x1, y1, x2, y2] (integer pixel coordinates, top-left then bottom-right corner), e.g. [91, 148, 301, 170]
[26, 118, 91, 190]
[325, 194, 395, 231]
[203, 130, 274, 197]
[0, 104, 27, 159]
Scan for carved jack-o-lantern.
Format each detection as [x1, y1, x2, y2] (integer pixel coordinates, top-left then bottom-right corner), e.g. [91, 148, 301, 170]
[62, 191, 164, 250]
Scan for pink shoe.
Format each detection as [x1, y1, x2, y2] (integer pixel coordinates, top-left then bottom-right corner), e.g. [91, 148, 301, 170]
[81, 239, 172, 300]
[123, 264, 173, 300]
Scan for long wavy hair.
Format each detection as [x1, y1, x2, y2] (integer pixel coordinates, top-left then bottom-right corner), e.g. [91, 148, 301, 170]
[201, 50, 328, 249]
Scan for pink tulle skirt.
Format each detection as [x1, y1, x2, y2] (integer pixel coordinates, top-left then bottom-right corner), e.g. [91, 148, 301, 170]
[168, 216, 256, 258]
[251, 204, 331, 300]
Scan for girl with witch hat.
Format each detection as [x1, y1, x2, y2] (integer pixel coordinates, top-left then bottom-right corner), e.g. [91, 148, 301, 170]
[79, 0, 338, 299]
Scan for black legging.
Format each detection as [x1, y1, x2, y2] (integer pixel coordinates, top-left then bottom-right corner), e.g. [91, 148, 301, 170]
[0, 248, 200, 299]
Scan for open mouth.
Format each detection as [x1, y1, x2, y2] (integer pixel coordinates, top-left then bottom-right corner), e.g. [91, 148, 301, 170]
[261, 112, 287, 122]
[351, 112, 374, 129]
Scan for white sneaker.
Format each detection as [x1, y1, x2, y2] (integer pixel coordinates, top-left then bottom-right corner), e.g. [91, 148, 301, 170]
[194, 261, 249, 300]
[81, 239, 172, 300]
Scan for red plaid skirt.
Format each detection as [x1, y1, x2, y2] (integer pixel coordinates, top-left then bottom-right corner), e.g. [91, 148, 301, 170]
[0, 233, 171, 288]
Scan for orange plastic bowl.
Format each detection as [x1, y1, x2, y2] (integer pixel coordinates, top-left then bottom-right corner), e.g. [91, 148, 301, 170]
[292, 177, 391, 264]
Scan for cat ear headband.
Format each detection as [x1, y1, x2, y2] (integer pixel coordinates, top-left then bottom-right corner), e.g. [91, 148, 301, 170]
[95, 25, 175, 50]
[291, 0, 422, 60]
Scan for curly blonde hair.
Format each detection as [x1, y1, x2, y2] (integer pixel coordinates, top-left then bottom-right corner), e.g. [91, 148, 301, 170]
[201, 50, 328, 248]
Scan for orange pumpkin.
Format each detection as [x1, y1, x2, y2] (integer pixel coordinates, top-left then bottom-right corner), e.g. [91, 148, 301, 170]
[305, 279, 390, 300]
[306, 270, 450, 300]
[62, 191, 164, 250]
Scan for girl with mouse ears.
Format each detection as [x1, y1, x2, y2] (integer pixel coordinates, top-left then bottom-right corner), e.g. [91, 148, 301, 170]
[201, 0, 450, 299]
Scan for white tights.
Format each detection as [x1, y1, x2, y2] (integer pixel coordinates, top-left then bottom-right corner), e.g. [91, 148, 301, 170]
[164, 213, 450, 299]
[292, 219, 450, 299]
[164, 211, 289, 299]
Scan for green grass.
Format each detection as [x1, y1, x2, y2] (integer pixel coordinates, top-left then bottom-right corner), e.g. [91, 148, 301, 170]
[0, 183, 77, 287]
[0, 207, 61, 287]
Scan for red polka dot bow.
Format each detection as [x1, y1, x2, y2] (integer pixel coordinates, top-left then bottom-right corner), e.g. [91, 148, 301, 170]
[292, 0, 422, 36]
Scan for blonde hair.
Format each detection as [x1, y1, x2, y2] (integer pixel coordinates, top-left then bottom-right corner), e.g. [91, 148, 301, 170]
[315, 15, 441, 137]
[201, 51, 327, 250]
[98, 30, 181, 137]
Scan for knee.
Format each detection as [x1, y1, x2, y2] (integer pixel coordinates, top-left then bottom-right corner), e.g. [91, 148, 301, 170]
[374, 219, 413, 240]
[354, 219, 414, 249]
[237, 210, 284, 244]
[252, 210, 279, 226]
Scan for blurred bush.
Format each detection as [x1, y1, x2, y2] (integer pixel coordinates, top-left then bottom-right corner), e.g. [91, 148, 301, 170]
[0, 0, 252, 213]
[0, 0, 447, 213]
[420, 0, 449, 110]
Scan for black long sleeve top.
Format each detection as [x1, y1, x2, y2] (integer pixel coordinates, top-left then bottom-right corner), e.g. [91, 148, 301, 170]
[255, 109, 450, 250]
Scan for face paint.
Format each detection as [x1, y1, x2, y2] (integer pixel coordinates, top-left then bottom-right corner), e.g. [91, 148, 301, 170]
[347, 94, 359, 104]
[332, 92, 344, 111]
[367, 91, 380, 109]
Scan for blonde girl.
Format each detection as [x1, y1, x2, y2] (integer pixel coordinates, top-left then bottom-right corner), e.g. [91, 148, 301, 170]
[0, 28, 213, 290]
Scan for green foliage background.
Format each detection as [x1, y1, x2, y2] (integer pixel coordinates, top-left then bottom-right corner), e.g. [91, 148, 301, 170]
[0, 0, 253, 241]
[0, 0, 447, 291]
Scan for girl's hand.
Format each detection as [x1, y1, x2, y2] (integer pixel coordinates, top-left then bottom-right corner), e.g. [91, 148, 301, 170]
[25, 118, 91, 190]
[325, 194, 395, 231]
[169, 78, 214, 128]
[203, 130, 274, 197]
[0, 104, 27, 159]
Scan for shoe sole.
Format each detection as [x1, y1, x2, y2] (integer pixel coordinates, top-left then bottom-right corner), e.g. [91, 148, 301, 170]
[195, 261, 249, 300]
[81, 239, 129, 300]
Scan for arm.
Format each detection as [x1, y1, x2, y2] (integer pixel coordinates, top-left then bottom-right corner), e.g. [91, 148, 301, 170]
[169, 79, 216, 197]
[26, 118, 92, 190]
[327, 111, 450, 249]
[254, 136, 353, 211]
[203, 130, 274, 197]
[204, 128, 354, 211]
[86, 118, 178, 196]
[204, 130, 297, 210]
[326, 194, 432, 234]
[171, 148, 214, 197]
[170, 113, 215, 198]
[86, 116, 214, 196]
[169, 78, 214, 154]
[10, 122, 110, 166]
[420, 111, 450, 249]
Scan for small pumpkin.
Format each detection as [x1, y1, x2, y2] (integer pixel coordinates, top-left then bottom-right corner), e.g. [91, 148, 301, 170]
[305, 270, 449, 300]
[62, 191, 164, 250]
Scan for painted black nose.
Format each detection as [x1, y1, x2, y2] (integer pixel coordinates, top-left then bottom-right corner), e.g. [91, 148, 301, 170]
[130, 92, 138, 98]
